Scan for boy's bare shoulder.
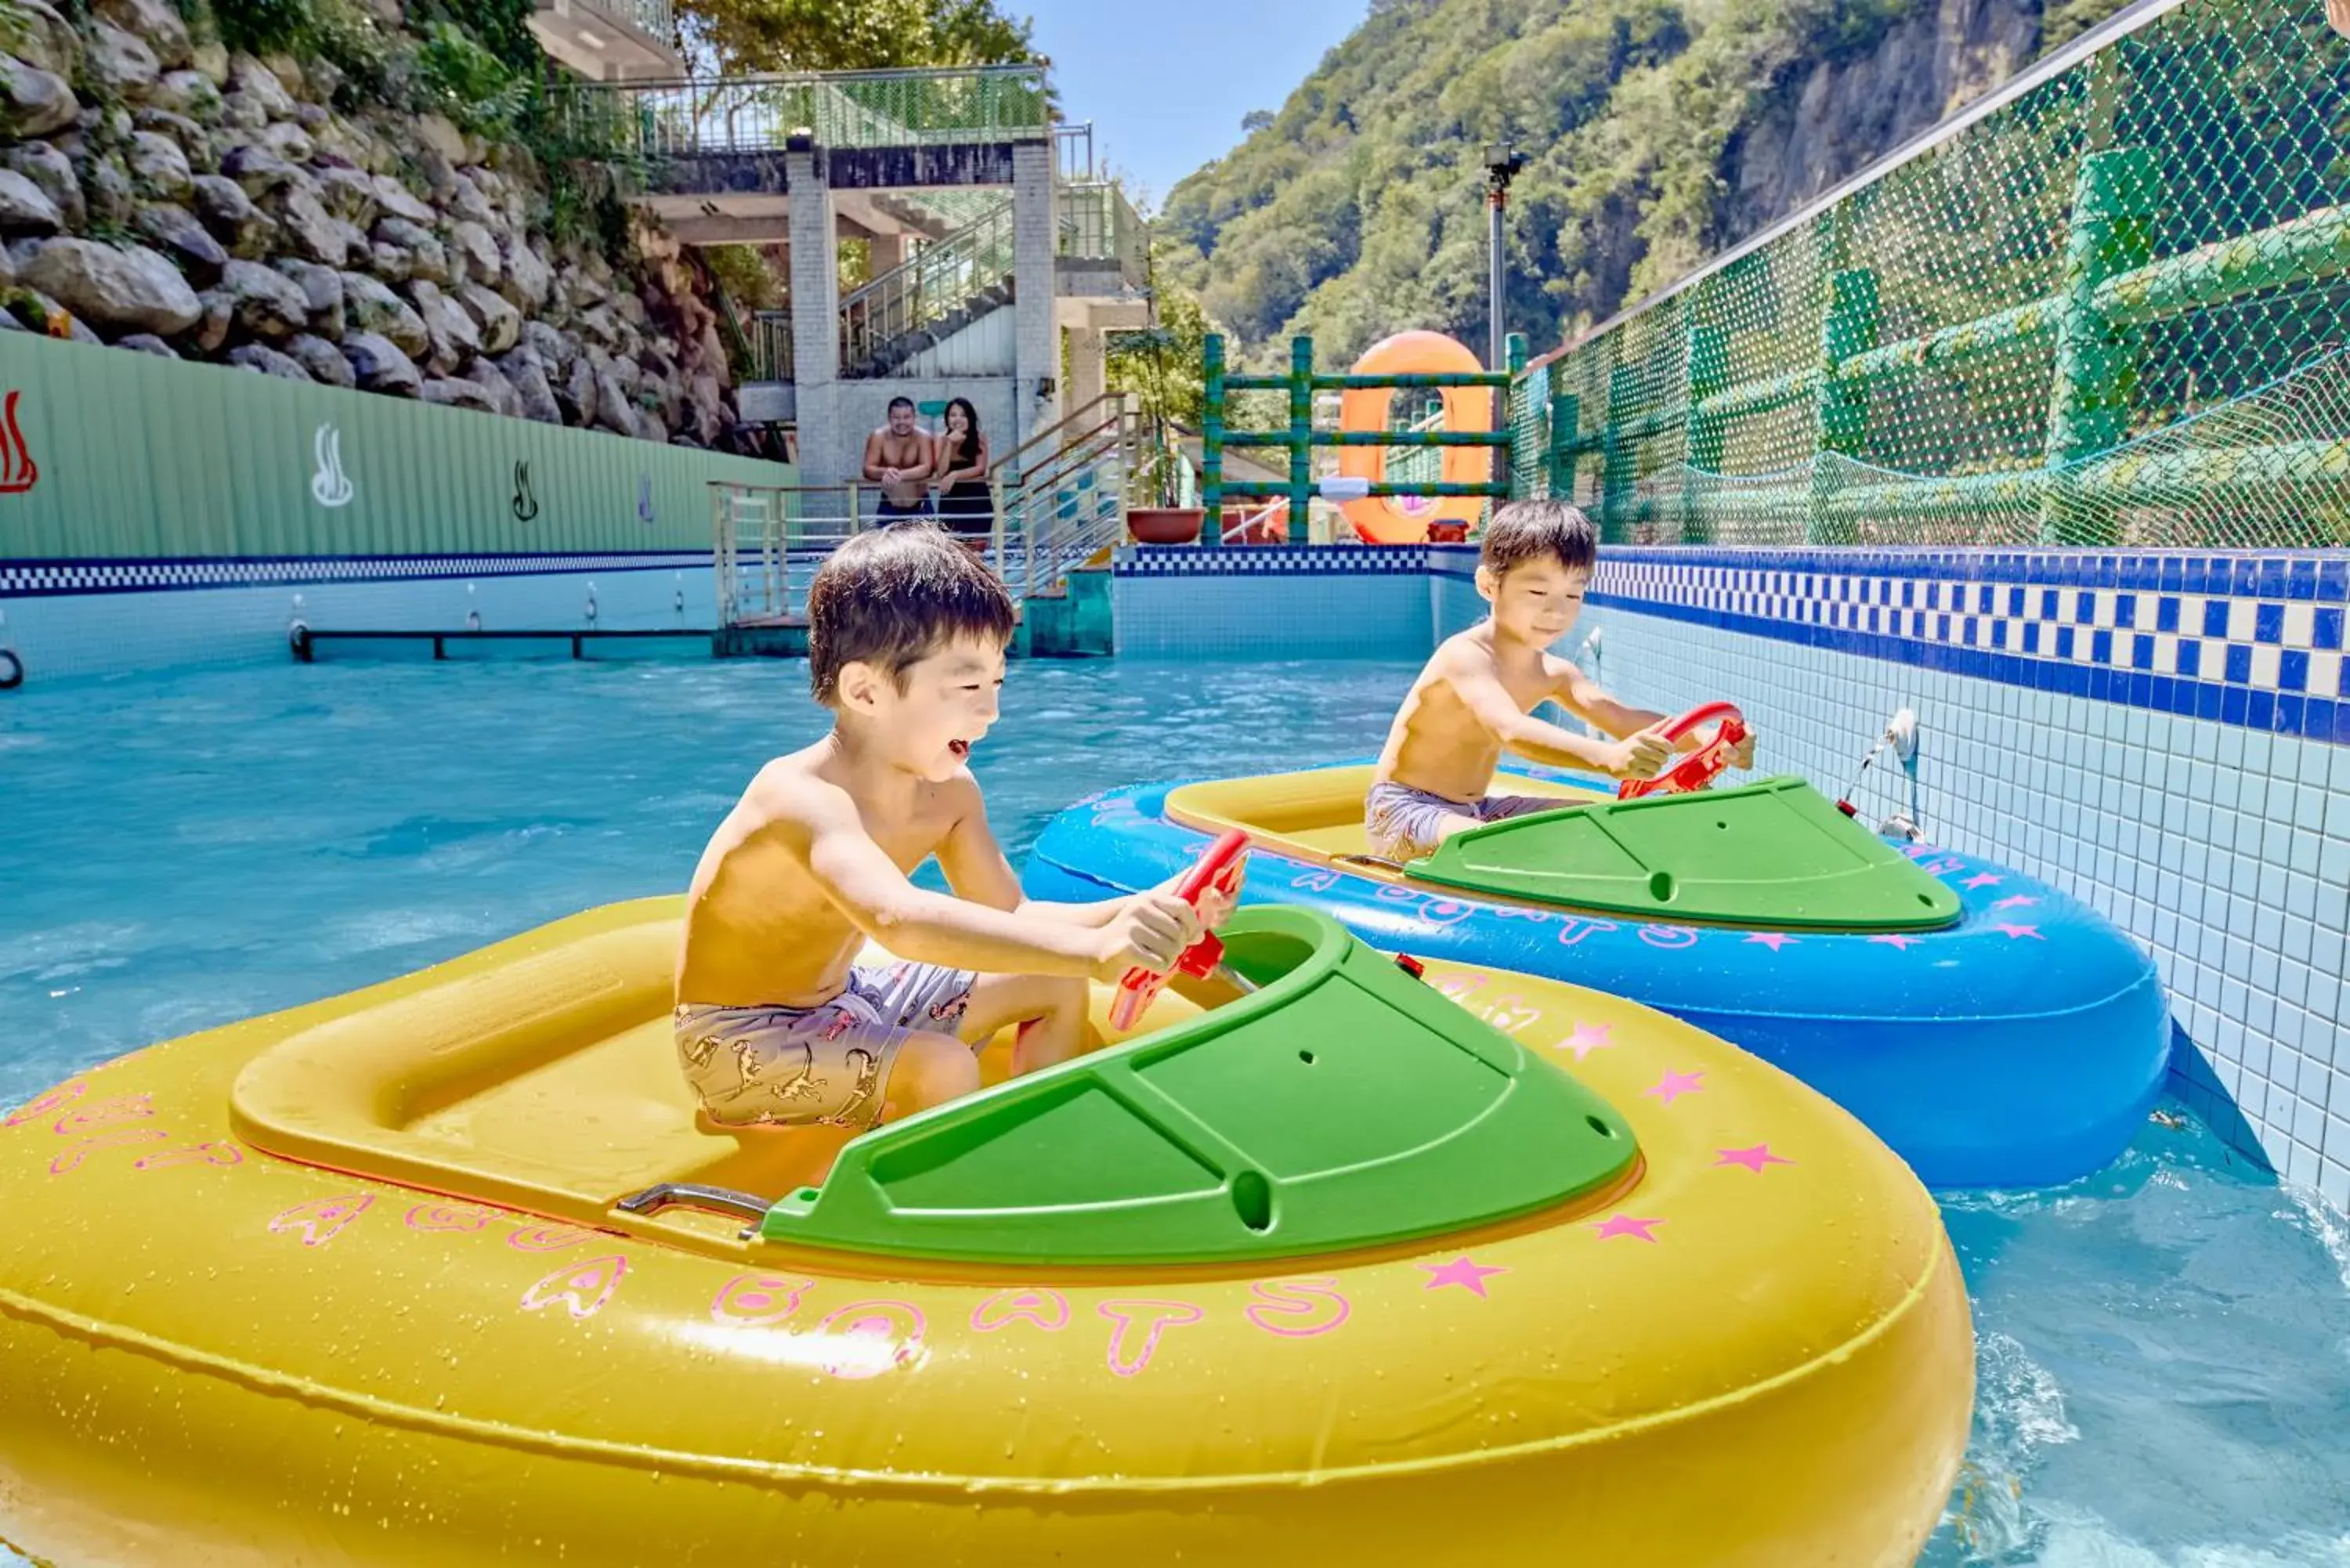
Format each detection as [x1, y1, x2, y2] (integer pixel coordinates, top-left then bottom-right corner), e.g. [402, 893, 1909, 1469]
[737, 748, 853, 836]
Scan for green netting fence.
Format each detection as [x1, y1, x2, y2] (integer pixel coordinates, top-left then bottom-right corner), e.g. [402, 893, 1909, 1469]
[1509, 0, 2350, 550]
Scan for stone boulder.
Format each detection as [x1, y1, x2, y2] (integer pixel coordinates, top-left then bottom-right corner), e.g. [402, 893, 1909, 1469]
[371, 215, 447, 284]
[521, 320, 569, 370]
[188, 174, 273, 258]
[1, 60, 78, 140]
[273, 258, 344, 338]
[219, 143, 300, 198]
[421, 376, 494, 413]
[447, 219, 501, 287]
[149, 70, 219, 119]
[226, 342, 313, 381]
[96, 0, 193, 70]
[496, 345, 562, 425]
[314, 165, 378, 226]
[271, 182, 349, 267]
[132, 201, 226, 284]
[341, 270, 428, 358]
[114, 332, 178, 357]
[369, 175, 435, 226]
[365, 240, 410, 282]
[3, 142, 81, 229]
[284, 332, 355, 388]
[226, 54, 295, 120]
[559, 354, 596, 425]
[340, 331, 421, 396]
[255, 121, 313, 164]
[593, 367, 641, 438]
[70, 148, 136, 229]
[459, 356, 522, 417]
[132, 107, 212, 168]
[217, 257, 309, 338]
[0, 169, 61, 235]
[404, 278, 479, 370]
[126, 131, 192, 201]
[85, 22, 162, 99]
[7, 1, 81, 78]
[499, 236, 552, 313]
[17, 237, 200, 335]
[186, 288, 231, 352]
[457, 281, 520, 355]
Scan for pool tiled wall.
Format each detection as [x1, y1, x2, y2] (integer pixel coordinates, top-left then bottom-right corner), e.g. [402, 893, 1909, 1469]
[2, 555, 714, 681]
[1121, 543, 2350, 1200]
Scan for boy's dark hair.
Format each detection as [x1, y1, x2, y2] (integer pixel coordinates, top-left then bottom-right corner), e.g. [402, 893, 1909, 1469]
[886, 396, 916, 414]
[807, 524, 1015, 705]
[1481, 500, 1597, 577]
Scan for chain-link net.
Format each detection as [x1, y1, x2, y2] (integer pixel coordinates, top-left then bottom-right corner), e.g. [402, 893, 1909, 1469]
[1510, 0, 2350, 550]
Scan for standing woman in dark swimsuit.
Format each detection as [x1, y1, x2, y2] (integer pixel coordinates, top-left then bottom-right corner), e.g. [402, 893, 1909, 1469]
[931, 397, 994, 541]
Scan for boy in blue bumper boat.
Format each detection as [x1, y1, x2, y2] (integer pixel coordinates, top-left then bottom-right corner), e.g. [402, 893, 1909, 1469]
[675, 524, 1235, 1132]
[1367, 500, 1760, 862]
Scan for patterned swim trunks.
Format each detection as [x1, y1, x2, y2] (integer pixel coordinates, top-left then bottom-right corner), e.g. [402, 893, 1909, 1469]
[1364, 781, 1563, 864]
[675, 960, 977, 1129]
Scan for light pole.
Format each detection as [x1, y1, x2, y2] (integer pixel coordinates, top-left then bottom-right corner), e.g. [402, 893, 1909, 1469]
[1484, 142, 1527, 371]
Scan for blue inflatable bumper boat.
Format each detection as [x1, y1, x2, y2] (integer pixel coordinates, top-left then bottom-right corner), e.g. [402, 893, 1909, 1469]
[1024, 764, 2171, 1188]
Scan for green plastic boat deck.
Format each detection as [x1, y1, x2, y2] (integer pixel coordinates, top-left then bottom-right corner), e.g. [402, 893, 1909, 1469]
[1408, 776, 1964, 932]
[759, 905, 1637, 1265]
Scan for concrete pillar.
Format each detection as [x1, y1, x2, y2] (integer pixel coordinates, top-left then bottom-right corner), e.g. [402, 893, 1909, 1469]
[867, 230, 908, 276]
[1012, 139, 1058, 448]
[786, 140, 844, 482]
[1068, 324, 1107, 412]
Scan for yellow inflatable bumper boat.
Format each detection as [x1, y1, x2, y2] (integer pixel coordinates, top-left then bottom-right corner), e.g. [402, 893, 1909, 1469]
[0, 901, 1971, 1567]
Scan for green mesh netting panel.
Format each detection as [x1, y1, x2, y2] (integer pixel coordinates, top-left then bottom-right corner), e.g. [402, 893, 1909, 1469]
[1510, 0, 2350, 550]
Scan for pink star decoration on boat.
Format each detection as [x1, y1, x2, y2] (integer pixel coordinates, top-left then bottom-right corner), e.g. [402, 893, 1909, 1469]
[1991, 894, 2038, 911]
[1744, 931, 1799, 952]
[1992, 923, 2044, 941]
[1867, 934, 1920, 951]
[1714, 1143, 1794, 1173]
[1559, 1021, 1613, 1060]
[1419, 1256, 1508, 1296]
[1643, 1069, 1705, 1106]
[1961, 873, 2004, 889]
[1592, 1214, 1664, 1242]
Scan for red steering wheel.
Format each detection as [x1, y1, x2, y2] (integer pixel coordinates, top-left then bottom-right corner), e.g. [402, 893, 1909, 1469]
[1108, 830, 1250, 1032]
[1618, 702, 1748, 800]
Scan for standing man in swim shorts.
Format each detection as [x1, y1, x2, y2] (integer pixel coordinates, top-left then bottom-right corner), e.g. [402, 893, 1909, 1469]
[862, 397, 935, 525]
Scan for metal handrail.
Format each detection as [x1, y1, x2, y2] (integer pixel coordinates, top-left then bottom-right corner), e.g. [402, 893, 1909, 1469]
[564, 64, 1051, 158]
[841, 198, 1016, 374]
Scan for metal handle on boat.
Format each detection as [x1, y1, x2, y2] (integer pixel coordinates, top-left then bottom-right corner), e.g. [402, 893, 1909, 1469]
[614, 1183, 775, 1223]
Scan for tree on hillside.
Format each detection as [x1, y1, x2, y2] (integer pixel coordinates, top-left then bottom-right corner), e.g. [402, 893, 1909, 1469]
[676, 0, 1040, 72]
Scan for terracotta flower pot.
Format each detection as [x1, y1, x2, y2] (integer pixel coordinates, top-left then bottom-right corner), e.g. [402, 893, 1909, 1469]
[1127, 507, 1206, 545]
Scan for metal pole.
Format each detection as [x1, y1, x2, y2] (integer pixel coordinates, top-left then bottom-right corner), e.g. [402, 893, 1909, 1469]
[1202, 333, 1226, 550]
[1488, 197, 1506, 374]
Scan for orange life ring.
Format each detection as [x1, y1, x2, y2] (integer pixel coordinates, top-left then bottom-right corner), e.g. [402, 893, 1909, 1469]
[1336, 331, 1494, 544]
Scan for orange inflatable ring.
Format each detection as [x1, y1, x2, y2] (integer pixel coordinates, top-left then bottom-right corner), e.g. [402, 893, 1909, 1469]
[1336, 331, 1494, 544]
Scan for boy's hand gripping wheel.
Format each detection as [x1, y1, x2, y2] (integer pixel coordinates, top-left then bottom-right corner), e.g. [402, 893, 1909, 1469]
[1108, 830, 1251, 1032]
[1618, 703, 1748, 800]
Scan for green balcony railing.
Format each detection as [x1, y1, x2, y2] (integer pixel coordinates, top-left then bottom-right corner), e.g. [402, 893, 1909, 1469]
[564, 65, 1050, 159]
[1059, 180, 1147, 287]
[1513, 0, 2350, 551]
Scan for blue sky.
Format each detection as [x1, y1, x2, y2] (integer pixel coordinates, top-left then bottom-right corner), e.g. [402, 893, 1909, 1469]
[1015, 1, 1369, 208]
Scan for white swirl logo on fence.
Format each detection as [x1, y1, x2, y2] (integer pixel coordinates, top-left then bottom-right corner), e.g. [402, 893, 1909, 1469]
[310, 423, 354, 508]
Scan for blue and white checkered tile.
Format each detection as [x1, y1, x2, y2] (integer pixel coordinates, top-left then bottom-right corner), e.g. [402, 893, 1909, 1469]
[1589, 548, 2350, 746]
[1115, 545, 1426, 577]
[0, 552, 711, 599]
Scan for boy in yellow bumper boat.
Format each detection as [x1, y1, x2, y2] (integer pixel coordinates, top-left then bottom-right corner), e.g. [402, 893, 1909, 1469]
[0, 530, 1975, 1568]
[676, 524, 1235, 1133]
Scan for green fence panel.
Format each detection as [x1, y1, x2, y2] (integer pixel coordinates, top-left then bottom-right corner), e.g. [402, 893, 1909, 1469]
[1510, 0, 2350, 550]
[0, 334, 788, 563]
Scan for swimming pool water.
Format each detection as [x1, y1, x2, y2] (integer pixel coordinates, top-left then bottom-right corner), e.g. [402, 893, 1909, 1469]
[2, 658, 2346, 1566]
